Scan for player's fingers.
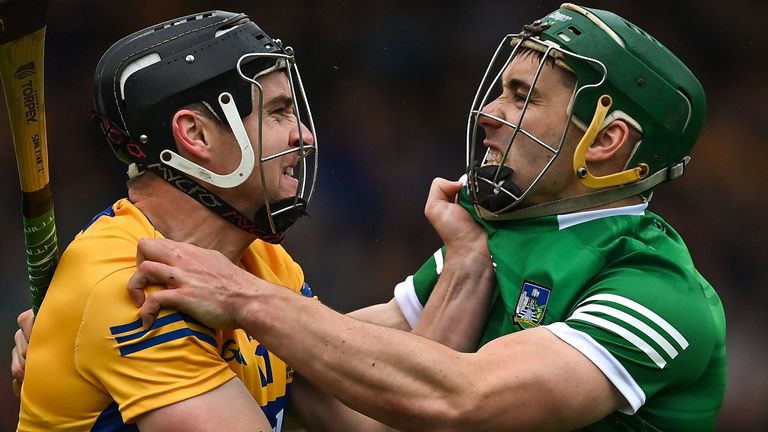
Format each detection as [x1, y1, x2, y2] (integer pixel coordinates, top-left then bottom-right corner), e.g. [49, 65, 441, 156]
[425, 177, 463, 216]
[139, 290, 181, 330]
[17, 309, 34, 340]
[428, 177, 462, 203]
[14, 328, 28, 359]
[11, 330, 26, 383]
[137, 237, 186, 266]
[139, 297, 159, 330]
[12, 348, 24, 382]
[127, 260, 178, 307]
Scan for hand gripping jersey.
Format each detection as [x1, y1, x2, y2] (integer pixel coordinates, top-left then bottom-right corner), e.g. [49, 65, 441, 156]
[394, 190, 726, 431]
[19, 199, 311, 431]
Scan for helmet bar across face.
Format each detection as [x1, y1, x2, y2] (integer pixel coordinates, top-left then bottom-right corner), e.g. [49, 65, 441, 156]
[235, 50, 318, 235]
[466, 34, 606, 217]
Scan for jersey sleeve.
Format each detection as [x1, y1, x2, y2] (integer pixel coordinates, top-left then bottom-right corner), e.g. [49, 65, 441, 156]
[544, 265, 723, 414]
[76, 268, 236, 423]
[393, 247, 445, 328]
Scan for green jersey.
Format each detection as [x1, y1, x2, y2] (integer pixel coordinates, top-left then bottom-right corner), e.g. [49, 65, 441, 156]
[394, 192, 726, 431]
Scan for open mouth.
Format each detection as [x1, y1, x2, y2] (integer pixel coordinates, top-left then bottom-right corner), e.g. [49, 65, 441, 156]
[483, 149, 505, 166]
[280, 165, 299, 193]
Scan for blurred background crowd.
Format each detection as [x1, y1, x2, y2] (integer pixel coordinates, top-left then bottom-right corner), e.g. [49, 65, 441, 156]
[0, 0, 764, 429]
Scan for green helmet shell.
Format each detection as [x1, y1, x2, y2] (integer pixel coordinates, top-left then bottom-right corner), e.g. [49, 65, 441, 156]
[536, 3, 706, 176]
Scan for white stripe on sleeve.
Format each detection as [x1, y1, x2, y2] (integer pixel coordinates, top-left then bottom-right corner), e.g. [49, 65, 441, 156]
[576, 294, 688, 350]
[569, 312, 667, 369]
[545, 322, 646, 415]
[433, 249, 444, 275]
[393, 276, 423, 329]
[573, 304, 679, 359]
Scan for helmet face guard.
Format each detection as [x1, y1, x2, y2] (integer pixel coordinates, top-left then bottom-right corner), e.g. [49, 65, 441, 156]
[159, 48, 319, 237]
[92, 11, 318, 241]
[466, 3, 705, 221]
[466, 34, 606, 216]
[243, 49, 318, 236]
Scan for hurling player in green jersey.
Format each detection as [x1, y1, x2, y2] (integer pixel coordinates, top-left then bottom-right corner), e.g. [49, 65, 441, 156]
[127, 3, 726, 431]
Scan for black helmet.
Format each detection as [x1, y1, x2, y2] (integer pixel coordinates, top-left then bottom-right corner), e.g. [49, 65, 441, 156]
[91, 11, 317, 242]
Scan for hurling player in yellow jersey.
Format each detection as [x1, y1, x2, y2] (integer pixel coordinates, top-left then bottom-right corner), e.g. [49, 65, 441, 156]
[14, 10, 494, 432]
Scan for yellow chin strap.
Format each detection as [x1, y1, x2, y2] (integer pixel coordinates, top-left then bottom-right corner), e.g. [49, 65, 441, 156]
[573, 95, 649, 188]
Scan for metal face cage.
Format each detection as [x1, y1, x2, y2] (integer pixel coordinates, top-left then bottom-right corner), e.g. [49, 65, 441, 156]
[237, 48, 318, 235]
[465, 34, 606, 219]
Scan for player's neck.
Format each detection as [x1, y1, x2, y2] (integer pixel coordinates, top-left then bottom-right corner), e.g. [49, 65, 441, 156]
[128, 174, 255, 263]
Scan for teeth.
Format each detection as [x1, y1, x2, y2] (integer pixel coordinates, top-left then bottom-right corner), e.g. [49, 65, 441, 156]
[283, 167, 294, 176]
[484, 150, 504, 166]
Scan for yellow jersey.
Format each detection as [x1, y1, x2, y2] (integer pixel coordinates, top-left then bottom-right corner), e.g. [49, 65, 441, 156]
[18, 199, 307, 431]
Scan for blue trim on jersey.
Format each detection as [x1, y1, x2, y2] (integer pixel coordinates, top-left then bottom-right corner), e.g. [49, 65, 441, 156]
[90, 401, 138, 431]
[118, 327, 218, 356]
[110, 313, 215, 336]
[112, 312, 218, 356]
[262, 391, 289, 429]
[299, 282, 314, 298]
[255, 344, 274, 386]
[109, 318, 143, 335]
[82, 205, 116, 233]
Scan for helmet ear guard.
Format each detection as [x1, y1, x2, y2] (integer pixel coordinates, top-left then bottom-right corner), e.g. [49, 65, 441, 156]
[572, 95, 649, 189]
[159, 91, 256, 188]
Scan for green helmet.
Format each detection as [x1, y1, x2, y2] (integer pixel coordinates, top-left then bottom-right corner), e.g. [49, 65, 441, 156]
[466, 3, 706, 220]
[537, 3, 705, 176]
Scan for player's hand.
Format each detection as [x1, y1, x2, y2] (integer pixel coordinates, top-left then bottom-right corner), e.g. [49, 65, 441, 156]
[128, 238, 255, 330]
[11, 309, 34, 387]
[424, 177, 487, 253]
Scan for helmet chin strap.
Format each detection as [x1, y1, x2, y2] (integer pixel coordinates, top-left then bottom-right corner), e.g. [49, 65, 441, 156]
[158, 91, 256, 188]
[472, 164, 521, 212]
[145, 162, 296, 244]
[475, 157, 687, 221]
[254, 197, 308, 238]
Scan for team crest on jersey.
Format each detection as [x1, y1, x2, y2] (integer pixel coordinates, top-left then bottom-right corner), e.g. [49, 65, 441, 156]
[514, 282, 551, 328]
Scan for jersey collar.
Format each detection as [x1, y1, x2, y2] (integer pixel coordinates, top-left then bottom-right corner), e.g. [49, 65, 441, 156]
[557, 202, 648, 230]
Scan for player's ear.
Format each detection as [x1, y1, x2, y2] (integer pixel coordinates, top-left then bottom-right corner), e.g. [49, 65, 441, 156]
[586, 119, 630, 162]
[171, 109, 212, 161]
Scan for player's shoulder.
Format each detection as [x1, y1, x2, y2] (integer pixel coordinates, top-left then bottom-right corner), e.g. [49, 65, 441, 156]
[242, 239, 305, 292]
[53, 199, 154, 288]
[576, 264, 725, 364]
[570, 211, 724, 344]
[245, 239, 299, 268]
[73, 199, 156, 249]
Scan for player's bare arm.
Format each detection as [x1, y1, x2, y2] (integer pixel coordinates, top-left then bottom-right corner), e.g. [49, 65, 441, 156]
[136, 378, 271, 431]
[130, 252, 623, 431]
[127, 177, 498, 431]
[125, 180, 623, 431]
[284, 177, 496, 431]
[345, 177, 494, 351]
[108, 176, 494, 432]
